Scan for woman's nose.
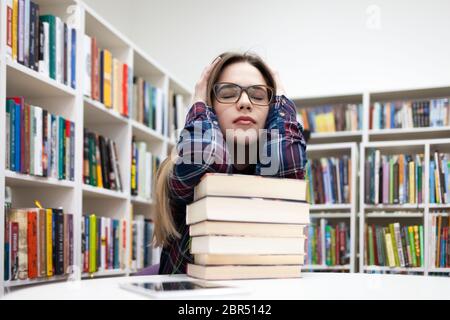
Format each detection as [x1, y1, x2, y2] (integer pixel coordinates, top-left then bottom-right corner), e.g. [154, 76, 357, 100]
[236, 91, 252, 110]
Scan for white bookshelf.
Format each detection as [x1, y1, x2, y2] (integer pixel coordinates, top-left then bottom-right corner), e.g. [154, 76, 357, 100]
[304, 143, 358, 273]
[294, 93, 365, 144]
[294, 88, 450, 276]
[0, 0, 191, 297]
[359, 138, 450, 276]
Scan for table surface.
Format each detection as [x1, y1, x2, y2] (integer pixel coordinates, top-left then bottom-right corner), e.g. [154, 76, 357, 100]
[3, 273, 450, 300]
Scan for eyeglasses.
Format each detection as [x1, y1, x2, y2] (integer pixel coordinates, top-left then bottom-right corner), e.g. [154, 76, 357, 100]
[213, 82, 274, 106]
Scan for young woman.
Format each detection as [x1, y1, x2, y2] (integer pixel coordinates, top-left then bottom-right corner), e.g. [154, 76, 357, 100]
[153, 52, 308, 275]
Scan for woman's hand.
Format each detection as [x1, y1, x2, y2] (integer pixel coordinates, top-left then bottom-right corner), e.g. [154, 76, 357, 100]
[267, 64, 286, 96]
[191, 57, 222, 105]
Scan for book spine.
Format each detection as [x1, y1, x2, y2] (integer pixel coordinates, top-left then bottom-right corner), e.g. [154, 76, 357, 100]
[83, 129, 90, 184]
[71, 28, 76, 89]
[55, 210, 64, 275]
[29, 1, 36, 70]
[6, 0, 13, 58]
[4, 220, 10, 281]
[38, 209, 46, 277]
[27, 210, 38, 279]
[11, 222, 19, 280]
[89, 214, 96, 273]
[46, 209, 53, 276]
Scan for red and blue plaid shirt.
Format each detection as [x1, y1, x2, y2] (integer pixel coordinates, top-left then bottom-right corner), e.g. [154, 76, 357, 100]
[158, 95, 307, 275]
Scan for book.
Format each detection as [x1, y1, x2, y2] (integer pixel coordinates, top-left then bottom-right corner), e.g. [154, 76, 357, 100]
[187, 196, 310, 225]
[194, 254, 304, 266]
[102, 49, 112, 108]
[190, 236, 306, 255]
[190, 221, 306, 238]
[187, 264, 301, 280]
[193, 173, 307, 202]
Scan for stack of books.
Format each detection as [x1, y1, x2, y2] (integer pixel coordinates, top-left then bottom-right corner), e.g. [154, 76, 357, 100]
[186, 174, 310, 280]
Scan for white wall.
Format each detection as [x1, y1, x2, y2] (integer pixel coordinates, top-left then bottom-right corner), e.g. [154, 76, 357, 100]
[83, 0, 450, 98]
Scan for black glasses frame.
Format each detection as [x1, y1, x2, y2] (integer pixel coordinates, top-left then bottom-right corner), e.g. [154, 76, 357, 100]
[213, 82, 275, 106]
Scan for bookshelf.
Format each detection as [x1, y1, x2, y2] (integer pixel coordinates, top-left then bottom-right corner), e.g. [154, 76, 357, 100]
[359, 138, 450, 275]
[294, 93, 365, 144]
[0, 0, 191, 297]
[295, 87, 450, 276]
[303, 143, 358, 273]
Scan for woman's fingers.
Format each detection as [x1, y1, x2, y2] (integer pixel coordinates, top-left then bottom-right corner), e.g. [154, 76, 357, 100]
[201, 56, 222, 82]
[192, 56, 222, 104]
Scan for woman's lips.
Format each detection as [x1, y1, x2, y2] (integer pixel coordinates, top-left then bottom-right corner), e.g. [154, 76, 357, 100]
[235, 119, 254, 125]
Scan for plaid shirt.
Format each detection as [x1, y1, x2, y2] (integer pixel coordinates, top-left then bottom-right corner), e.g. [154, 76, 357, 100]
[159, 95, 307, 275]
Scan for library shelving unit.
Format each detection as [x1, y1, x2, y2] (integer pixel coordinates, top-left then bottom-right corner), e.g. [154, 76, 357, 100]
[294, 93, 365, 144]
[359, 138, 450, 275]
[294, 85, 450, 275]
[367, 86, 450, 142]
[0, 0, 191, 297]
[303, 143, 358, 273]
[359, 140, 427, 275]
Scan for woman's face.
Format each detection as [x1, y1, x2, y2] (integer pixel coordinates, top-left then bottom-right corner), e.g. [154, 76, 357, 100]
[213, 62, 270, 145]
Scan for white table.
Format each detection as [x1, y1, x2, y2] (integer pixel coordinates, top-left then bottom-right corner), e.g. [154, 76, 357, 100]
[2, 273, 450, 300]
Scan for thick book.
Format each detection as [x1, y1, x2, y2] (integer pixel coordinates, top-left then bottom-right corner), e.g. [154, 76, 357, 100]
[8, 209, 28, 280]
[39, 15, 56, 79]
[27, 210, 38, 279]
[102, 49, 113, 108]
[194, 254, 305, 266]
[187, 264, 301, 281]
[54, 209, 65, 275]
[193, 173, 307, 202]
[91, 37, 99, 100]
[190, 221, 306, 238]
[83, 34, 92, 97]
[187, 196, 309, 226]
[190, 236, 306, 255]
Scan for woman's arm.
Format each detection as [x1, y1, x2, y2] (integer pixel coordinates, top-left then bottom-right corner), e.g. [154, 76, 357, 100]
[257, 95, 307, 179]
[168, 102, 232, 204]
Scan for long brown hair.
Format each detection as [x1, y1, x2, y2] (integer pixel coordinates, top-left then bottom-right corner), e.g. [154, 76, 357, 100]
[153, 51, 276, 247]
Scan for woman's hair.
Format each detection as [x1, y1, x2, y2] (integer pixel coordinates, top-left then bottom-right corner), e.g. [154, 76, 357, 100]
[153, 51, 275, 247]
[153, 157, 180, 247]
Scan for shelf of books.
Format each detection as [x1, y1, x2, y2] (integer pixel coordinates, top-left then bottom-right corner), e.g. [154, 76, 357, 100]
[368, 86, 450, 142]
[295, 94, 364, 144]
[0, 0, 192, 296]
[304, 143, 358, 272]
[359, 138, 450, 275]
